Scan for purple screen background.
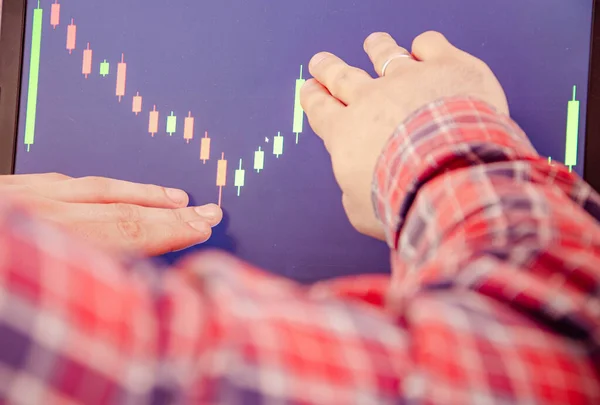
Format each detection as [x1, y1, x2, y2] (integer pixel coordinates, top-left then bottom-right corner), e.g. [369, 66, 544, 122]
[15, 0, 593, 282]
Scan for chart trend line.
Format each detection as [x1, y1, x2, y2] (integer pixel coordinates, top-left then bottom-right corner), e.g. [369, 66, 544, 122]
[293, 65, 306, 144]
[50, 0, 60, 29]
[24, 2, 43, 152]
[565, 85, 580, 172]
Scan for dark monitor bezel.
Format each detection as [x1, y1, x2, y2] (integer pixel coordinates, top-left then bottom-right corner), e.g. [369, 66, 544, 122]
[0, 0, 26, 175]
[1, 0, 599, 191]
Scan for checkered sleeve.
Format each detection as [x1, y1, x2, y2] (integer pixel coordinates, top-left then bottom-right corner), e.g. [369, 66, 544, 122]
[0, 200, 408, 404]
[0, 97, 598, 405]
[373, 97, 600, 403]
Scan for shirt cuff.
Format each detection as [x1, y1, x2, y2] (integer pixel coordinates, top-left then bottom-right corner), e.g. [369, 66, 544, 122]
[371, 97, 540, 248]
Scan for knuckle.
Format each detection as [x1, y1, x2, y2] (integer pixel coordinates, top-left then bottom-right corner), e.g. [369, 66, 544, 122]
[48, 172, 69, 181]
[170, 208, 185, 222]
[333, 67, 351, 85]
[82, 176, 111, 198]
[333, 66, 363, 85]
[113, 203, 140, 222]
[83, 176, 105, 186]
[116, 220, 146, 245]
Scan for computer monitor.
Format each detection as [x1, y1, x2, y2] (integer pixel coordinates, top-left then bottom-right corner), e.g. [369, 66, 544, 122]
[1, 0, 599, 283]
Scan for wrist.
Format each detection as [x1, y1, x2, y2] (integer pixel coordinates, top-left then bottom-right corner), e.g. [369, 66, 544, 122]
[371, 96, 538, 247]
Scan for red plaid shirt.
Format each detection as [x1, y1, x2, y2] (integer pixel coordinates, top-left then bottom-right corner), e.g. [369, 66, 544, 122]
[0, 98, 599, 404]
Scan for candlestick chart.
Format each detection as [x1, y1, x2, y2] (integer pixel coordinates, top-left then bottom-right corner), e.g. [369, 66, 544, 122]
[16, 0, 592, 281]
[23, 0, 308, 208]
[23, 0, 585, 198]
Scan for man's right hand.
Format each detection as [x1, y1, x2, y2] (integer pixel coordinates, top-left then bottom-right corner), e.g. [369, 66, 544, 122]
[0, 173, 222, 255]
[301, 31, 509, 240]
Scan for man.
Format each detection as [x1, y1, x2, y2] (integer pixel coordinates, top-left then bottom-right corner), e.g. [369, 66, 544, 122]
[0, 32, 598, 404]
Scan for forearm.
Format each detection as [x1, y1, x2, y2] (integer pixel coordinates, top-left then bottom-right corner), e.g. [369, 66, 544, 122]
[374, 96, 600, 339]
[0, 202, 404, 404]
[0, 202, 220, 403]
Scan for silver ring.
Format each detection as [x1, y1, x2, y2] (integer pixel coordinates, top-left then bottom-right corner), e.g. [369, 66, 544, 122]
[381, 53, 412, 76]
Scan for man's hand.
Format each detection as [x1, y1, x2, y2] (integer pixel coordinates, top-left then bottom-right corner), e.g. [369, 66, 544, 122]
[301, 31, 509, 240]
[1, 173, 222, 255]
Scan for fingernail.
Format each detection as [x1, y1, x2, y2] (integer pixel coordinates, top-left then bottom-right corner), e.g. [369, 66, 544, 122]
[309, 52, 330, 69]
[188, 220, 211, 234]
[195, 205, 221, 220]
[364, 32, 388, 48]
[166, 188, 188, 204]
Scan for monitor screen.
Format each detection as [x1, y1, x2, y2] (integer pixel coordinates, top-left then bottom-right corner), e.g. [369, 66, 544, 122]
[14, 0, 594, 282]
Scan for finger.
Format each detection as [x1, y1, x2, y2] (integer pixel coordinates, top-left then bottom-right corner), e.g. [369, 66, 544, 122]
[34, 176, 190, 208]
[308, 52, 372, 104]
[78, 217, 214, 256]
[63, 202, 223, 228]
[300, 79, 344, 141]
[0, 172, 71, 185]
[411, 31, 457, 61]
[363, 32, 417, 77]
